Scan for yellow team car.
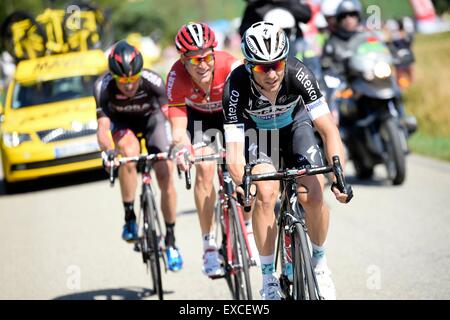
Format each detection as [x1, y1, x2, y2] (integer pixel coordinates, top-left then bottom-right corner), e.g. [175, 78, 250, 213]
[0, 50, 107, 187]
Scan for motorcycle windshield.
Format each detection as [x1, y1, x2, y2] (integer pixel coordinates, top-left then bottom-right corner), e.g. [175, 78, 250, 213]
[350, 36, 393, 73]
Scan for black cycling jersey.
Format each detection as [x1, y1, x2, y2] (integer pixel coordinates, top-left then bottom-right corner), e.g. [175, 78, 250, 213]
[223, 56, 329, 134]
[94, 68, 171, 153]
[94, 68, 168, 121]
[222, 56, 328, 168]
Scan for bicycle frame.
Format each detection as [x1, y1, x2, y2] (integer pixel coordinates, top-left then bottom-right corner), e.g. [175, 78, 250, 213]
[275, 177, 321, 300]
[193, 151, 254, 299]
[138, 158, 167, 272]
[217, 162, 256, 271]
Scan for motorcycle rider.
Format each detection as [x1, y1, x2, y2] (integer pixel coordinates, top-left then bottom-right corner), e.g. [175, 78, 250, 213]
[239, 0, 312, 58]
[321, 0, 416, 133]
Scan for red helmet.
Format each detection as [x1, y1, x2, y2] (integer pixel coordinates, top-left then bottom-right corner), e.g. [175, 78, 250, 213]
[175, 22, 217, 54]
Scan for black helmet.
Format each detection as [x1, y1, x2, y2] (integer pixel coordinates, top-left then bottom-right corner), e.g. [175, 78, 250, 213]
[108, 40, 143, 77]
[336, 0, 362, 20]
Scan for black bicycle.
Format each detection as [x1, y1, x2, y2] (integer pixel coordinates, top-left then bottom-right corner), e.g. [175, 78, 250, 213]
[242, 155, 351, 300]
[105, 151, 174, 300]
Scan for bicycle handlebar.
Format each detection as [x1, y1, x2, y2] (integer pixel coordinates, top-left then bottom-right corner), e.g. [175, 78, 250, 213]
[102, 151, 170, 187]
[241, 155, 351, 211]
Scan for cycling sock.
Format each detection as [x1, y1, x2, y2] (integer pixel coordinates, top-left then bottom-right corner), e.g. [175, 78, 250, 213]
[311, 242, 327, 269]
[260, 254, 275, 278]
[123, 202, 136, 222]
[165, 222, 176, 247]
[202, 233, 217, 251]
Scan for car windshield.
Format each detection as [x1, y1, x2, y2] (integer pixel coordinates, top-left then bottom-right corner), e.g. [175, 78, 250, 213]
[12, 75, 97, 109]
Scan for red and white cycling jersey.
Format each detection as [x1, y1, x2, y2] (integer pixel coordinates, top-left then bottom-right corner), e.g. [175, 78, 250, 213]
[166, 51, 241, 117]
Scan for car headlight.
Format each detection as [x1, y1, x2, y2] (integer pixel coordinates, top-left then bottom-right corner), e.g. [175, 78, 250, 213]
[373, 61, 392, 79]
[2, 132, 32, 147]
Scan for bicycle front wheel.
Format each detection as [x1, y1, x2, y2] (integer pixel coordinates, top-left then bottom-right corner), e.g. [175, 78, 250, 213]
[291, 222, 319, 300]
[143, 190, 163, 300]
[228, 198, 253, 300]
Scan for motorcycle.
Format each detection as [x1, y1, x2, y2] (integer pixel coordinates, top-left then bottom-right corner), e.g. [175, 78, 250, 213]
[324, 32, 416, 185]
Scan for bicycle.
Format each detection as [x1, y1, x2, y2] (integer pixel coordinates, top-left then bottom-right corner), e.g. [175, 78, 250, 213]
[182, 145, 255, 300]
[103, 150, 180, 300]
[242, 155, 350, 300]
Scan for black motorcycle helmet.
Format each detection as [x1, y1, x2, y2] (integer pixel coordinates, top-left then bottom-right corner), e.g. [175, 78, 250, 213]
[336, 0, 362, 22]
[108, 40, 143, 77]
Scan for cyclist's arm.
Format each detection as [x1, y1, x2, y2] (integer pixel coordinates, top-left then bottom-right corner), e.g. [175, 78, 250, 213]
[168, 106, 190, 147]
[94, 74, 114, 152]
[142, 69, 170, 119]
[166, 67, 191, 148]
[313, 113, 346, 171]
[97, 116, 114, 151]
[226, 140, 246, 186]
[290, 60, 347, 171]
[222, 73, 247, 186]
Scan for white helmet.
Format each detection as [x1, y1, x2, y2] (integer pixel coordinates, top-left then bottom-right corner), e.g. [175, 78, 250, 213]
[321, 0, 343, 17]
[315, 12, 328, 29]
[263, 8, 296, 29]
[241, 21, 289, 64]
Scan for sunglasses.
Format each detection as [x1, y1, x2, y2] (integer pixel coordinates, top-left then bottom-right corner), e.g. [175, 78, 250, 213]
[250, 60, 286, 73]
[338, 12, 359, 20]
[184, 53, 214, 65]
[113, 72, 141, 84]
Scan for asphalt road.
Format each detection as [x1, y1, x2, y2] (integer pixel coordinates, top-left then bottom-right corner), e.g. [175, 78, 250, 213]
[0, 154, 449, 300]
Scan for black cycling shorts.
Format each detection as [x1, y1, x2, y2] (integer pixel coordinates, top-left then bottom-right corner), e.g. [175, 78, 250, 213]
[244, 109, 324, 169]
[187, 108, 224, 150]
[110, 111, 172, 154]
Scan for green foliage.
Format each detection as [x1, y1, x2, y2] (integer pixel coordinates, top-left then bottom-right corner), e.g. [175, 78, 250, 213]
[360, 0, 413, 20]
[403, 32, 450, 162]
[408, 132, 450, 162]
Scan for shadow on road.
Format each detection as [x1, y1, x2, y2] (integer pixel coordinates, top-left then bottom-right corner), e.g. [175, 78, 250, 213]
[345, 175, 392, 187]
[53, 287, 174, 300]
[0, 169, 108, 196]
[179, 208, 197, 215]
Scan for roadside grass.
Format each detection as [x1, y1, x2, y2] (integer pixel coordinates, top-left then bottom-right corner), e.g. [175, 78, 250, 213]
[403, 32, 450, 161]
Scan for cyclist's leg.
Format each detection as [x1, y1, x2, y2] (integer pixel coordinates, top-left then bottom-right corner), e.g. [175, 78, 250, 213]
[112, 121, 141, 241]
[245, 130, 282, 299]
[145, 112, 177, 233]
[188, 109, 224, 276]
[286, 114, 336, 299]
[189, 109, 218, 245]
[145, 111, 182, 270]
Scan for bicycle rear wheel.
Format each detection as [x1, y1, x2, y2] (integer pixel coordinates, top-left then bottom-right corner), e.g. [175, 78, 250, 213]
[143, 190, 164, 300]
[291, 222, 319, 300]
[228, 198, 253, 300]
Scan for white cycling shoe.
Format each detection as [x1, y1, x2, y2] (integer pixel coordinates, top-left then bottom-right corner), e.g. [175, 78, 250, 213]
[202, 248, 224, 278]
[314, 265, 336, 300]
[259, 274, 283, 300]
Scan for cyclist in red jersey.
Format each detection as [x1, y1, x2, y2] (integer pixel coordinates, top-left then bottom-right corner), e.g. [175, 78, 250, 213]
[166, 22, 259, 277]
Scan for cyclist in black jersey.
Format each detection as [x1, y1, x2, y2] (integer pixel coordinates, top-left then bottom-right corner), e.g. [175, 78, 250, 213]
[94, 40, 183, 271]
[222, 21, 353, 300]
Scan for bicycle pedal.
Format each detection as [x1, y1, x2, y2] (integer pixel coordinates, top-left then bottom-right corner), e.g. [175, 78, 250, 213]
[209, 274, 225, 280]
[134, 243, 141, 252]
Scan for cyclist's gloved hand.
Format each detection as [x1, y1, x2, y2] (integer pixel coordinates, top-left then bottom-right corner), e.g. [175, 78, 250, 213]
[175, 147, 191, 172]
[102, 150, 119, 171]
[331, 182, 353, 204]
[235, 183, 257, 207]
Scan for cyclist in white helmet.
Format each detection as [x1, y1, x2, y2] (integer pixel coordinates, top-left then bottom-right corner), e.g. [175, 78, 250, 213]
[223, 21, 353, 300]
[321, 0, 343, 33]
